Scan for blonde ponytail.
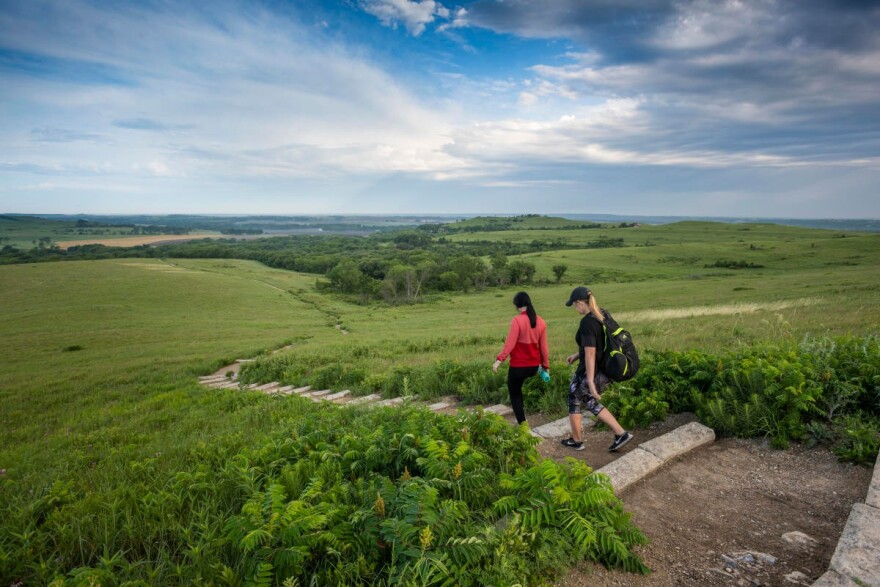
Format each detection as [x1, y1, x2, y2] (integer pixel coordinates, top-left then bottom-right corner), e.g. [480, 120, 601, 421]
[587, 294, 605, 323]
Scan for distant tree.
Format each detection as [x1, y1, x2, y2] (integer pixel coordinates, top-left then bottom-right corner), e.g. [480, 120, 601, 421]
[507, 260, 536, 285]
[450, 256, 488, 291]
[383, 264, 415, 302]
[438, 270, 460, 291]
[552, 263, 568, 283]
[490, 252, 508, 286]
[327, 259, 367, 294]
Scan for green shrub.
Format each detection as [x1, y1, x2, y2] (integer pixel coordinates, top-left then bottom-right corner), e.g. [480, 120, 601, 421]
[601, 335, 880, 464]
[832, 414, 880, 465]
[223, 407, 649, 585]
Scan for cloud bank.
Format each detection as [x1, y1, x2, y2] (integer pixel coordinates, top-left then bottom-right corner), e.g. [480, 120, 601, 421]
[0, 0, 877, 216]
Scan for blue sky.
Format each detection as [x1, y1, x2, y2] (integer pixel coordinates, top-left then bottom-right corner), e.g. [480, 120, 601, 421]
[1, 0, 878, 217]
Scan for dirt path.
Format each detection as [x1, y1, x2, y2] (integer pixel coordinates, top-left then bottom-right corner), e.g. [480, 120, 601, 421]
[535, 416, 874, 587]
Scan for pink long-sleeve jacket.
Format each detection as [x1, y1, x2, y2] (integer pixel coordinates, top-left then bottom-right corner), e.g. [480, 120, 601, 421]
[496, 311, 549, 369]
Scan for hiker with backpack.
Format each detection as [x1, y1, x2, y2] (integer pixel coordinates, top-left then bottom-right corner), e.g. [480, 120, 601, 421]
[493, 291, 550, 426]
[561, 286, 635, 452]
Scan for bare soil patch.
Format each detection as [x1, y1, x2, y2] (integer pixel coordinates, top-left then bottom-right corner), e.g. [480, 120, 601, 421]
[56, 235, 203, 248]
[534, 416, 873, 587]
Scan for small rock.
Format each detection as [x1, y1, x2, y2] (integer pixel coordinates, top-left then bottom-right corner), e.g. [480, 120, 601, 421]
[782, 531, 818, 549]
[721, 554, 739, 568]
[754, 552, 777, 565]
[784, 571, 810, 585]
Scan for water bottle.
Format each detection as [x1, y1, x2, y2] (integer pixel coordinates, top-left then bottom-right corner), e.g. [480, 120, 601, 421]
[538, 366, 551, 383]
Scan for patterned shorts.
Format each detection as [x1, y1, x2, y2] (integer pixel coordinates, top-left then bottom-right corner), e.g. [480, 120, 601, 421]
[568, 371, 610, 415]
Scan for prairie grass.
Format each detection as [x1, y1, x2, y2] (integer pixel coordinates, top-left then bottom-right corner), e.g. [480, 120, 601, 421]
[2, 221, 879, 584]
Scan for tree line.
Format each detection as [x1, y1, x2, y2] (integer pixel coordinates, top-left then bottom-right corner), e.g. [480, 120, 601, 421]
[0, 230, 625, 302]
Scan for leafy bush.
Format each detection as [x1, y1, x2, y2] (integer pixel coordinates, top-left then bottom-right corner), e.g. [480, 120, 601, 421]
[1, 404, 649, 585]
[602, 335, 880, 463]
[832, 414, 880, 465]
[222, 406, 648, 585]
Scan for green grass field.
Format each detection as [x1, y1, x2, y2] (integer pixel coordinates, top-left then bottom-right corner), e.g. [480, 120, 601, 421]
[2, 219, 879, 584]
[4, 223, 878, 476]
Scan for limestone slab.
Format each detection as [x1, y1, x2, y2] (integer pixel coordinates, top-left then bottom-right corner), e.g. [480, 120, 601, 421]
[302, 389, 331, 398]
[484, 404, 513, 416]
[427, 401, 452, 411]
[531, 416, 595, 439]
[325, 390, 351, 401]
[292, 386, 311, 394]
[828, 503, 880, 586]
[347, 393, 382, 405]
[595, 448, 664, 495]
[374, 396, 406, 407]
[255, 382, 280, 391]
[811, 570, 862, 587]
[865, 450, 880, 509]
[639, 421, 716, 462]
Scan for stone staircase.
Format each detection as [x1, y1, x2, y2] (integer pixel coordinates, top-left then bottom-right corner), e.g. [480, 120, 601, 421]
[199, 371, 517, 416]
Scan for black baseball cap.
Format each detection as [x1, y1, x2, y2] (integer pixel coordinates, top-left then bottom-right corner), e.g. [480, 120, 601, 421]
[565, 286, 591, 306]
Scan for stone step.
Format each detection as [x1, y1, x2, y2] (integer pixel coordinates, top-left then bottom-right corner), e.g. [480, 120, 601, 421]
[199, 375, 229, 383]
[427, 401, 453, 411]
[596, 421, 715, 495]
[531, 415, 596, 439]
[484, 404, 513, 416]
[302, 389, 332, 399]
[269, 385, 294, 395]
[276, 385, 304, 395]
[254, 382, 280, 391]
[374, 396, 407, 408]
[325, 390, 351, 402]
[346, 393, 382, 405]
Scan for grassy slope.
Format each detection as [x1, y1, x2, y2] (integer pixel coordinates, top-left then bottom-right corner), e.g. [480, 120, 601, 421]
[3, 223, 879, 471]
[0, 259, 347, 482]
[1, 220, 879, 581]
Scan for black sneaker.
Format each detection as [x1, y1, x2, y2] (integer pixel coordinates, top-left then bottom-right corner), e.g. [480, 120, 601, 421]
[608, 431, 633, 452]
[560, 437, 585, 451]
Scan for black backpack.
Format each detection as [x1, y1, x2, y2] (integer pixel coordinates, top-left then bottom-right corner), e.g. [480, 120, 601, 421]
[600, 311, 639, 381]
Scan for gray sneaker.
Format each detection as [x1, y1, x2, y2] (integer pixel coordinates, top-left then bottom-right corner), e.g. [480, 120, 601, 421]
[561, 437, 585, 451]
[608, 431, 633, 452]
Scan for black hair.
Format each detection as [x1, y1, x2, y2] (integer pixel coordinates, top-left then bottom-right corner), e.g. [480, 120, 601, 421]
[513, 291, 537, 328]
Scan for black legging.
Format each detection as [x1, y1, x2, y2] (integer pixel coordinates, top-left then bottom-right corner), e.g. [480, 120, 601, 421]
[507, 365, 539, 424]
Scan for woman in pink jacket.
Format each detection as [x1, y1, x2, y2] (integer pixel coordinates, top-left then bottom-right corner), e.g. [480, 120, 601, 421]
[493, 291, 549, 425]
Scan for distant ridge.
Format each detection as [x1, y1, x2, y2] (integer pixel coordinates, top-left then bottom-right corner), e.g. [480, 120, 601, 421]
[558, 214, 880, 232]
[4, 212, 878, 233]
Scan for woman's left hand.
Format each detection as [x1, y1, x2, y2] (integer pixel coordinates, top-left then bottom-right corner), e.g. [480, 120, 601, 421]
[493, 359, 501, 373]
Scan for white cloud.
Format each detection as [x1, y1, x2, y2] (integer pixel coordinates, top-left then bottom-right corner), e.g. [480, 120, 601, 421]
[437, 7, 468, 32]
[359, 0, 448, 36]
[0, 1, 474, 186]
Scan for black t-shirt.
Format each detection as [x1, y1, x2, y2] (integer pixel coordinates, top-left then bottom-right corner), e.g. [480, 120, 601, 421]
[575, 311, 606, 376]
